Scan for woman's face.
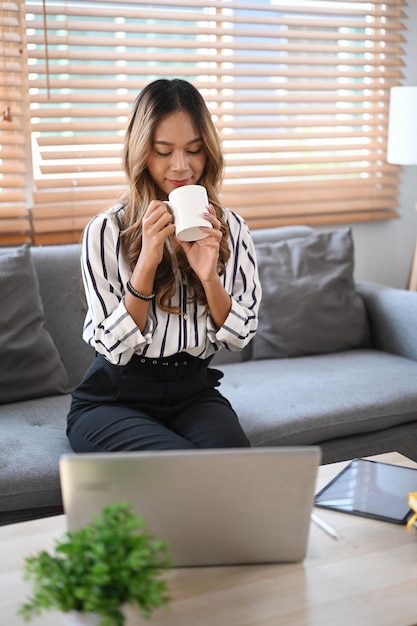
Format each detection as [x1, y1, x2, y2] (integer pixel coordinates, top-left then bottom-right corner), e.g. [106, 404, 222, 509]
[147, 110, 207, 198]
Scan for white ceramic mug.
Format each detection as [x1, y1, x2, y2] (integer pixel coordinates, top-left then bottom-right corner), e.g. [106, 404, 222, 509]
[165, 184, 212, 242]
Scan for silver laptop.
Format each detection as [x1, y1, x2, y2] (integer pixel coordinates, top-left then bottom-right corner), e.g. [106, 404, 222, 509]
[59, 446, 321, 567]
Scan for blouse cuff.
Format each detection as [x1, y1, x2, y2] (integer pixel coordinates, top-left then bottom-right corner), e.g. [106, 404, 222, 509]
[211, 298, 247, 347]
[107, 300, 154, 349]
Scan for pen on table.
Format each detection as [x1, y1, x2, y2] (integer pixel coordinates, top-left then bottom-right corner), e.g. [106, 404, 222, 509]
[311, 511, 340, 541]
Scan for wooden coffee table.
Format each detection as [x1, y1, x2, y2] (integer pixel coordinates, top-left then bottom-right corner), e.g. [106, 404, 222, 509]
[1, 452, 417, 626]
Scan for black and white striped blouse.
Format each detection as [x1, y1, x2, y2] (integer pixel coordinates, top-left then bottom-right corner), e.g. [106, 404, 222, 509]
[81, 205, 262, 365]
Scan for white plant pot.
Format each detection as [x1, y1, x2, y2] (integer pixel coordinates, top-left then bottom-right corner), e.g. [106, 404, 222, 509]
[64, 612, 102, 626]
[63, 605, 143, 626]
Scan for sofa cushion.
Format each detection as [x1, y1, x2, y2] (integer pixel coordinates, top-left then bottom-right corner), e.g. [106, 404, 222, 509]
[0, 394, 72, 513]
[252, 228, 370, 359]
[30, 244, 94, 390]
[0, 246, 69, 404]
[219, 349, 417, 447]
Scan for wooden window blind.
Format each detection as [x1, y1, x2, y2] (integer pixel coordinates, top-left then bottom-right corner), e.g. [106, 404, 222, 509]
[2, 0, 406, 245]
[0, 0, 31, 244]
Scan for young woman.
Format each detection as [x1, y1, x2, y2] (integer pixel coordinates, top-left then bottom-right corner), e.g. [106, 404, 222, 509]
[66, 78, 261, 452]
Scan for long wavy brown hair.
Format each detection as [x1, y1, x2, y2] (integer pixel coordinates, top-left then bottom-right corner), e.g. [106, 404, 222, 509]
[118, 78, 230, 314]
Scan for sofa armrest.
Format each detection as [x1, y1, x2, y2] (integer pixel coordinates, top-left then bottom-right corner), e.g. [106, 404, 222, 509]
[356, 280, 417, 361]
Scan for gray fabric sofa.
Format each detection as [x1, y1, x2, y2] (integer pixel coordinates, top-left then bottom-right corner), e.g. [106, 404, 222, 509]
[1, 225, 417, 524]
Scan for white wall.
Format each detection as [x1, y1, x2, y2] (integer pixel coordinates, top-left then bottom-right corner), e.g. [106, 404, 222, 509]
[334, 3, 417, 289]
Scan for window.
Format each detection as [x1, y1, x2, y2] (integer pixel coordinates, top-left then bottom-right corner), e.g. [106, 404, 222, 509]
[0, 0, 31, 244]
[0, 0, 406, 245]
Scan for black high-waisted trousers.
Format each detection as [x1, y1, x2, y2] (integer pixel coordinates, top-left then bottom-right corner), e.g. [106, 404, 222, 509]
[66, 353, 250, 452]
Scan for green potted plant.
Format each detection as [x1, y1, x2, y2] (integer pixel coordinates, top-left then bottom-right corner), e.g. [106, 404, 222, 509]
[19, 501, 172, 626]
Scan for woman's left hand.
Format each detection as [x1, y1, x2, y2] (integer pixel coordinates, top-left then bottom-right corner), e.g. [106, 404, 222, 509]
[177, 204, 223, 283]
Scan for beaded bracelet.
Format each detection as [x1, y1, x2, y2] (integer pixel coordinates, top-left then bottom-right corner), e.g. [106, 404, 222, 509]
[126, 280, 155, 301]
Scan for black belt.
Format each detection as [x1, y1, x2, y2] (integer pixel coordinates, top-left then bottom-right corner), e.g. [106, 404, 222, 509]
[96, 353, 214, 383]
[132, 353, 213, 370]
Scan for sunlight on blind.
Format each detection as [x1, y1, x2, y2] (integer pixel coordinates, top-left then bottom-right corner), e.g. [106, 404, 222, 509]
[0, 0, 31, 244]
[23, 0, 405, 243]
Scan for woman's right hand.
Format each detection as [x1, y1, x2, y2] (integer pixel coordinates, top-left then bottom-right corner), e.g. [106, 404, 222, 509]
[140, 200, 175, 268]
[126, 201, 174, 329]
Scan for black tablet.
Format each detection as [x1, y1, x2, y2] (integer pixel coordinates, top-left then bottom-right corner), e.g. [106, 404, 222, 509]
[315, 458, 417, 524]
